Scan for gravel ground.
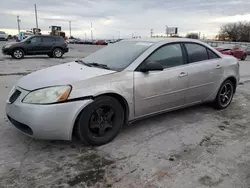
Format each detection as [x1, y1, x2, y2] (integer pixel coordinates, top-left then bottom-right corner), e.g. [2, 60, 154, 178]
[1, 41, 250, 188]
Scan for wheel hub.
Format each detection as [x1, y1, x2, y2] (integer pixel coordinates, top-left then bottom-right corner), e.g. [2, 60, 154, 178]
[89, 107, 114, 137]
[219, 83, 233, 106]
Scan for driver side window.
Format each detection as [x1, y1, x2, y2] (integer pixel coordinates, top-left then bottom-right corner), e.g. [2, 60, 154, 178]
[30, 37, 37, 43]
[146, 43, 184, 69]
[30, 37, 41, 44]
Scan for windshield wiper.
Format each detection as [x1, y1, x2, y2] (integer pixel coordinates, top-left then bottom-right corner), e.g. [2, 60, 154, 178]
[88, 62, 110, 70]
[75, 59, 91, 67]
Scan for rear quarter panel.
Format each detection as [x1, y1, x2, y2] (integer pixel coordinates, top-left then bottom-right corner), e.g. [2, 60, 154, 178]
[204, 55, 239, 102]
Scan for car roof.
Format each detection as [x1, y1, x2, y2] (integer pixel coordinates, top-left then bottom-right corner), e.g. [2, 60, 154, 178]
[32, 35, 61, 38]
[123, 37, 202, 44]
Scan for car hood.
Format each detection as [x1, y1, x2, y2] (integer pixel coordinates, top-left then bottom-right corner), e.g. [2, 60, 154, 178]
[17, 62, 116, 90]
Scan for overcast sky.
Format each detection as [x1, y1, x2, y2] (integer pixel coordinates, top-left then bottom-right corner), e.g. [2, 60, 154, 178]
[1, 0, 250, 39]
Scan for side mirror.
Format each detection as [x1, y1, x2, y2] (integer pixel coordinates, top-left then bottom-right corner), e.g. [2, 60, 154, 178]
[26, 40, 31, 44]
[139, 60, 164, 72]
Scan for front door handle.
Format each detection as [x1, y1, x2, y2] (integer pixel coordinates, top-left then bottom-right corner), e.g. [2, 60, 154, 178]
[179, 72, 188, 77]
[216, 65, 222, 69]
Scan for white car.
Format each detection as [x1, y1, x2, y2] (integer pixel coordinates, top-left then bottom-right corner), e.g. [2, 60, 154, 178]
[0, 31, 7, 41]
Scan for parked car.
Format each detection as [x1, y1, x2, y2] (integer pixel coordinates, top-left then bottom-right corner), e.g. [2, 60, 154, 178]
[95, 40, 107, 45]
[242, 46, 250, 56]
[215, 44, 247, 60]
[2, 35, 69, 59]
[0, 31, 8, 41]
[6, 38, 239, 146]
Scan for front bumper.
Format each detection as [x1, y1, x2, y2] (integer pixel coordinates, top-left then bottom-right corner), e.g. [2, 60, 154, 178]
[64, 48, 69, 53]
[2, 48, 12, 55]
[6, 86, 93, 140]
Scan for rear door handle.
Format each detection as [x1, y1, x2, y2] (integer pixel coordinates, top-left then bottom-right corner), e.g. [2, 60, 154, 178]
[179, 72, 188, 77]
[216, 65, 222, 69]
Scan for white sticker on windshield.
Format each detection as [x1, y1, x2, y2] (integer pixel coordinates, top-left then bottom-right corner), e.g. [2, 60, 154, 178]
[135, 42, 153, 46]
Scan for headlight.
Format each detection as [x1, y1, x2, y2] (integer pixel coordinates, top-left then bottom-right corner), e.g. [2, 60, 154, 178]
[23, 85, 72, 104]
[4, 44, 11, 48]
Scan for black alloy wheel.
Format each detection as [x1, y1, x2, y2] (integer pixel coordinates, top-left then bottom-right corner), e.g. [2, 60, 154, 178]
[89, 106, 114, 137]
[75, 96, 124, 146]
[213, 80, 234, 109]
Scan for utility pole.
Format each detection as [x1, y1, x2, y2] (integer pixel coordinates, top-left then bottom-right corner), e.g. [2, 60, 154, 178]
[34, 4, 38, 29]
[69, 21, 72, 37]
[166, 25, 168, 37]
[85, 33, 87, 40]
[17, 15, 21, 35]
[91, 22, 93, 40]
[150, 29, 153, 37]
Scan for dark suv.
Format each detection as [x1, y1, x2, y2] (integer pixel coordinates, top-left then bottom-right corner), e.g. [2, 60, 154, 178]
[2, 35, 69, 59]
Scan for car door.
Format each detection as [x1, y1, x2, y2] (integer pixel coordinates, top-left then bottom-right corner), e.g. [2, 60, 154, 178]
[134, 43, 189, 117]
[26, 36, 43, 54]
[184, 43, 222, 104]
[41, 37, 55, 53]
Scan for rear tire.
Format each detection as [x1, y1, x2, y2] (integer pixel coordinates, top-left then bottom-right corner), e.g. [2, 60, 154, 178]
[53, 48, 63, 58]
[12, 49, 24, 59]
[75, 96, 124, 146]
[213, 80, 235, 109]
[241, 53, 247, 61]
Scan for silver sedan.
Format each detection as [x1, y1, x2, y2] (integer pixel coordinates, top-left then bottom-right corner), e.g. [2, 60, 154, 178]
[6, 38, 240, 146]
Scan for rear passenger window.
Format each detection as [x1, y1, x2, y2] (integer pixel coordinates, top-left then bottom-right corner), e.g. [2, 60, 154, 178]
[42, 37, 53, 43]
[185, 43, 208, 63]
[207, 49, 220, 59]
[55, 37, 63, 42]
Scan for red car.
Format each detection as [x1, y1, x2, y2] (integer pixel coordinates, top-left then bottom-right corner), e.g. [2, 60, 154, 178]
[215, 44, 247, 60]
[95, 40, 107, 45]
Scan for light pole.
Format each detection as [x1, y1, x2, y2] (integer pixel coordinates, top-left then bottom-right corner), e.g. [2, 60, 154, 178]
[91, 22, 93, 40]
[69, 21, 72, 37]
[34, 4, 38, 29]
[17, 15, 21, 35]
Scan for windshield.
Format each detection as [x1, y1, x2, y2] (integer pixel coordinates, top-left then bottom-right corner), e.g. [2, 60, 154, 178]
[82, 41, 153, 71]
[21, 36, 32, 42]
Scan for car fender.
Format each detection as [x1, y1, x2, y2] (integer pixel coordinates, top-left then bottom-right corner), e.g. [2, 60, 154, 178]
[69, 71, 135, 120]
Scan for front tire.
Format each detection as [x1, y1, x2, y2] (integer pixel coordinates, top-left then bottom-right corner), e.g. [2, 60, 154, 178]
[12, 49, 24, 59]
[213, 80, 235, 109]
[75, 96, 124, 146]
[241, 53, 247, 61]
[53, 48, 63, 58]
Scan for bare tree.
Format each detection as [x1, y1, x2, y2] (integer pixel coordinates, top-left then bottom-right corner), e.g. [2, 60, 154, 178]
[219, 21, 250, 42]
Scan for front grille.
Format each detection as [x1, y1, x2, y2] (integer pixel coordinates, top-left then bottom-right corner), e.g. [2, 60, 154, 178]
[7, 115, 33, 136]
[9, 90, 21, 103]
